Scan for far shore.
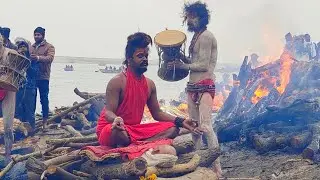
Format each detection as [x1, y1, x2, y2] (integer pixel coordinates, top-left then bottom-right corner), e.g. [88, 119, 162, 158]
[54, 56, 240, 72]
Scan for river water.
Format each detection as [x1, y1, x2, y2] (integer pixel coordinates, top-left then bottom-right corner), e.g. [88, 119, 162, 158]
[35, 62, 226, 113]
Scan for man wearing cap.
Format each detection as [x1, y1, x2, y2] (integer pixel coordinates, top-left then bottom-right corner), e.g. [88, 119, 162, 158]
[1, 27, 18, 50]
[30, 27, 55, 128]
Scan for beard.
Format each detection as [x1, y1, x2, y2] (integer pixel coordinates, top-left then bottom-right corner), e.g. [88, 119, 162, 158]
[137, 67, 147, 74]
[187, 24, 197, 32]
[136, 60, 148, 74]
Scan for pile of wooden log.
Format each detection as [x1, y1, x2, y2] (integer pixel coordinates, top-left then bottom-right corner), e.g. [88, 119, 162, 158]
[216, 56, 320, 160]
[0, 88, 220, 179]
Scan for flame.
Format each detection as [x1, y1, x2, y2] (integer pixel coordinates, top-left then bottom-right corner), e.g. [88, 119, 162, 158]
[251, 85, 270, 104]
[276, 53, 293, 94]
[213, 92, 225, 112]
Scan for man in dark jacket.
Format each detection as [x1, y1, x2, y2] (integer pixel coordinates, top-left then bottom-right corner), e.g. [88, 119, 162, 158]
[29, 27, 55, 128]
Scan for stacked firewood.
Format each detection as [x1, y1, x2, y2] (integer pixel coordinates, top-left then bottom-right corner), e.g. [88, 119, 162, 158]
[0, 88, 221, 180]
[216, 56, 320, 161]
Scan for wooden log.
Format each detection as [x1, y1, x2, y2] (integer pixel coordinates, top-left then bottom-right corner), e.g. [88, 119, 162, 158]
[302, 123, 320, 159]
[26, 156, 47, 174]
[77, 104, 91, 113]
[76, 113, 91, 130]
[61, 159, 85, 172]
[62, 125, 83, 137]
[46, 165, 85, 180]
[0, 146, 56, 178]
[73, 170, 95, 179]
[83, 110, 89, 116]
[46, 135, 97, 145]
[66, 112, 77, 120]
[66, 141, 99, 149]
[146, 154, 200, 178]
[61, 119, 82, 129]
[74, 88, 104, 100]
[81, 157, 147, 180]
[49, 147, 73, 155]
[290, 131, 312, 150]
[28, 171, 43, 180]
[172, 135, 195, 155]
[157, 167, 217, 180]
[44, 150, 81, 166]
[80, 127, 96, 136]
[176, 148, 220, 167]
[251, 134, 284, 154]
[47, 94, 104, 124]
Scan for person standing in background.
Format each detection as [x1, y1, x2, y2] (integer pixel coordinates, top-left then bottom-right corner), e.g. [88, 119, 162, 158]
[15, 38, 38, 132]
[29, 27, 55, 129]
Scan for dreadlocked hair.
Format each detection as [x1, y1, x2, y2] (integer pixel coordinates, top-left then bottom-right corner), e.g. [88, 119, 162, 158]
[182, 1, 211, 30]
[123, 32, 153, 66]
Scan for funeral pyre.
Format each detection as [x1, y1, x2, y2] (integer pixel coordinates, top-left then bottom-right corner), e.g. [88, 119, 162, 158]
[0, 88, 220, 180]
[216, 49, 320, 160]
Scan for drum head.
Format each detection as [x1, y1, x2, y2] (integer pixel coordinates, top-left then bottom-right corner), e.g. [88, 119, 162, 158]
[154, 30, 186, 47]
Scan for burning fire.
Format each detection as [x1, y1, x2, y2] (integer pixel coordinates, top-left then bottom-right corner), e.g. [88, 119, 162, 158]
[276, 53, 293, 94]
[251, 85, 270, 104]
[213, 92, 225, 112]
[251, 52, 293, 104]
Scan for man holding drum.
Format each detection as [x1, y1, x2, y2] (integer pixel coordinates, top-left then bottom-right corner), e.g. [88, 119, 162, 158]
[0, 35, 17, 162]
[168, 1, 222, 177]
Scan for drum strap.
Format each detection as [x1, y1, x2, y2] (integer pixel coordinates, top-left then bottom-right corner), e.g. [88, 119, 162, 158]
[188, 28, 207, 58]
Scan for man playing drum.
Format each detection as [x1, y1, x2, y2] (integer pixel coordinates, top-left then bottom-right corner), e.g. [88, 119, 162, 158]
[0, 35, 17, 162]
[96, 32, 203, 148]
[168, 1, 222, 177]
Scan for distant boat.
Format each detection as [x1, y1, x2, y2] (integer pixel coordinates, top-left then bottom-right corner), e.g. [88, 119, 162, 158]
[99, 69, 121, 73]
[64, 66, 74, 71]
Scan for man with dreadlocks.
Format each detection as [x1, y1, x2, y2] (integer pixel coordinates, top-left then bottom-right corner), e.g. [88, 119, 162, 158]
[96, 32, 202, 148]
[168, 1, 222, 176]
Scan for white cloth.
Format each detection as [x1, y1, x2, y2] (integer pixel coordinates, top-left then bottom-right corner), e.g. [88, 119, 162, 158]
[141, 148, 178, 168]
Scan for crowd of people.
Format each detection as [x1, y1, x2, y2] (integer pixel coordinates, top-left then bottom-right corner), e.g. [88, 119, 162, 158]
[0, 26, 55, 161]
[1, 1, 223, 177]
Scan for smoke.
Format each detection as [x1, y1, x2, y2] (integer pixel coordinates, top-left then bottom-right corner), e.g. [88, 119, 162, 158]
[209, 0, 319, 64]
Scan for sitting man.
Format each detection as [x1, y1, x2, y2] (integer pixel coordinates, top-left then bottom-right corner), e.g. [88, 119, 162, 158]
[96, 32, 202, 147]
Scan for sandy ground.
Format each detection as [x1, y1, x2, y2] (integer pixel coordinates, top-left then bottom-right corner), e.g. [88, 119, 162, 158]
[1, 131, 320, 180]
[220, 142, 320, 180]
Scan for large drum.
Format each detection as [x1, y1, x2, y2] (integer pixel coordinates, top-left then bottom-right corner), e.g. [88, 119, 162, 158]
[154, 30, 189, 82]
[0, 51, 31, 91]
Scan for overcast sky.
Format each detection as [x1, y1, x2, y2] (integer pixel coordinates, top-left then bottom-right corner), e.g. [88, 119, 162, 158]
[1, 0, 319, 64]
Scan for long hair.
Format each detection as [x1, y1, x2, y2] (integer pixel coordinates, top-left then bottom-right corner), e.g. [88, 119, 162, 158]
[123, 32, 152, 66]
[182, 1, 211, 30]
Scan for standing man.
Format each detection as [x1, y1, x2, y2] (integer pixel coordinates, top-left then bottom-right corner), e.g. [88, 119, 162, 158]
[0, 35, 17, 162]
[1, 27, 18, 50]
[30, 27, 55, 128]
[15, 38, 38, 132]
[168, 1, 222, 177]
